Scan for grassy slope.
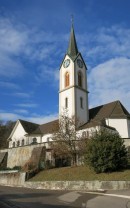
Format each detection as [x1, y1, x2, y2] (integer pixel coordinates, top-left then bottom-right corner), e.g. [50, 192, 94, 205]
[30, 166, 130, 181]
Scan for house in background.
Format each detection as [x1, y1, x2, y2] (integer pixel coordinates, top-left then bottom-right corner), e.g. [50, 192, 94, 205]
[8, 23, 130, 149]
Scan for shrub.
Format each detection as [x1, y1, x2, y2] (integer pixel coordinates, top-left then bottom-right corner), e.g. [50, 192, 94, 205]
[0, 167, 12, 171]
[12, 166, 21, 171]
[85, 129, 128, 173]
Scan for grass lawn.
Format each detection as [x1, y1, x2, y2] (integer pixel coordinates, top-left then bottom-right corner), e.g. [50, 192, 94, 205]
[30, 166, 130, 181]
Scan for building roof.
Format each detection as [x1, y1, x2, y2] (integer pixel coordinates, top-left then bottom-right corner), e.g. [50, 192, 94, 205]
[67, 23, 79, 60]
[19, 119, 39, 134]
[0, 152, 7, 163]
[89, 100, 130, 120]
[28, 119, 59, 135]
[25, 100, 130, 135]
[80, 100, 130, 130]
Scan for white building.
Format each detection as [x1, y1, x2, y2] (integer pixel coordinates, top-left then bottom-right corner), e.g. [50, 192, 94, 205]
[8, 23, 130, 149]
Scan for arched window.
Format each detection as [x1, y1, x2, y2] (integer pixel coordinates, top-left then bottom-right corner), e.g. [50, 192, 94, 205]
[82, 131, 86, 138]
[65, 72, 69, 87]
[22, 139, 24, 146]
[13, 142, 15, 148]
[78, 71, 82, 87]
[65, 97, 68, 108]
[32, 137, 37, 144]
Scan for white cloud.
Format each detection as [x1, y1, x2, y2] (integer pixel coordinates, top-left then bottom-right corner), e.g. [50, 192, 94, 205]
[27, 113, 58, 124]
[79, 25, 130, 67]
[0, 53, 25, 77]
[14, 109, 29, 114]
[0, 18, 28, 54]
[36, 65, 59, 87]
[0, 81, 19, 89]
[0, 113, 20, 121]
[78, 25, 130, 113]
[0, 111, 58, 124]
[0, 17, 65, 81]
[31, 44, 57, 61]
[12, 92, 31, 98]
[15, 103, 38, 108]
[88, 57, 130, 111]
[95, 26, 130, 57]
[0, 18, 27, 78]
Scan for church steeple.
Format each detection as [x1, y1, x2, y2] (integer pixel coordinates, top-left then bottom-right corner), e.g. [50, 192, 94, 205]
[67, 23, 79, 60]
[59, 22, 89, 126]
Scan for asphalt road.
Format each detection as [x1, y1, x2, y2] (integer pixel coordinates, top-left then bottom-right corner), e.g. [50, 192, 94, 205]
[0, 186, 130, 208]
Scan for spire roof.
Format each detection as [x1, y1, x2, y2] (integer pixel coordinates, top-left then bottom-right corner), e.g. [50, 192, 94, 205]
[67, 23, 79, 60]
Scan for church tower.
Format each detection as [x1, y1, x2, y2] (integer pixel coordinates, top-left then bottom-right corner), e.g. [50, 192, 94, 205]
[59, 23, 89, 126]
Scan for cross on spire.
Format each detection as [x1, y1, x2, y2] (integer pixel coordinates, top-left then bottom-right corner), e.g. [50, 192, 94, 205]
[71, 14, 74, 25]
[67, 16, 79, 60]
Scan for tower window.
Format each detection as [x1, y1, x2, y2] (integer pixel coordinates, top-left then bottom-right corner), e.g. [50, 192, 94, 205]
[80, 97, 83, 108]
[65, 72, 70, 87]
[78, 72, 82, 87]
[65, 97, 68, 108]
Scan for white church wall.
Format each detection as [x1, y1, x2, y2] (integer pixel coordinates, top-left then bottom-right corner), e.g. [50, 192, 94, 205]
[106, 118, 129, 138]
[75, 88, 89, 126]
[42, 134, 53, 143]
[59, 88, 75, 117]
[9, 122, 27, 148]
[124, 139, 130, 147]
[26, 134, 53, 147]
[127, 119, 130, 138]
[59, 55, 75, 118]
[77, 126, 100, 139]
[26, 136, 42, 145]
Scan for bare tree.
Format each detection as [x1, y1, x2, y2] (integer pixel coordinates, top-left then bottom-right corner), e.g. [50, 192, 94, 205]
[0, 120, 15, 149]
[51, 111, 86, 166]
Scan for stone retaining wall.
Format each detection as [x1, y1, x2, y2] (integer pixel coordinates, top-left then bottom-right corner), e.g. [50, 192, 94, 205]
[0, 144, 47, 168]
[0, 171, 130, 190]
[24, 181, 130, 190]
[0, 171, 26, 186]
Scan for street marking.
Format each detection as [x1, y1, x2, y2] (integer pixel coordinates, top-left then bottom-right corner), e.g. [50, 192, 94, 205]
[82, 191, 130, 199]
[58, 191, 81, 203]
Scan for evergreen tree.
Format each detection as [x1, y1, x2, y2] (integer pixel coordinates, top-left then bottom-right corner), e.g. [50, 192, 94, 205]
[85, 129, 128, 173]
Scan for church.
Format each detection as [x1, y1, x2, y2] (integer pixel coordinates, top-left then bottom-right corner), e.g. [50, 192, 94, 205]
[8, 23, 130, 150]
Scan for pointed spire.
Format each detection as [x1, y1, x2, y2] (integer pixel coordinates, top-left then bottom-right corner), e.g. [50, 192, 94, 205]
[67, 17, 79, 60]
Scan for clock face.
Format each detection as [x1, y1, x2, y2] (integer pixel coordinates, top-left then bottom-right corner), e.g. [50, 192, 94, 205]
[63, 59, 70, 68]
[77, 59, 83, 68]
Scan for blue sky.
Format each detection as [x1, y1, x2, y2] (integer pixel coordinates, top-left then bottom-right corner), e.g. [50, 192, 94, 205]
[0, 0, 130, 124]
